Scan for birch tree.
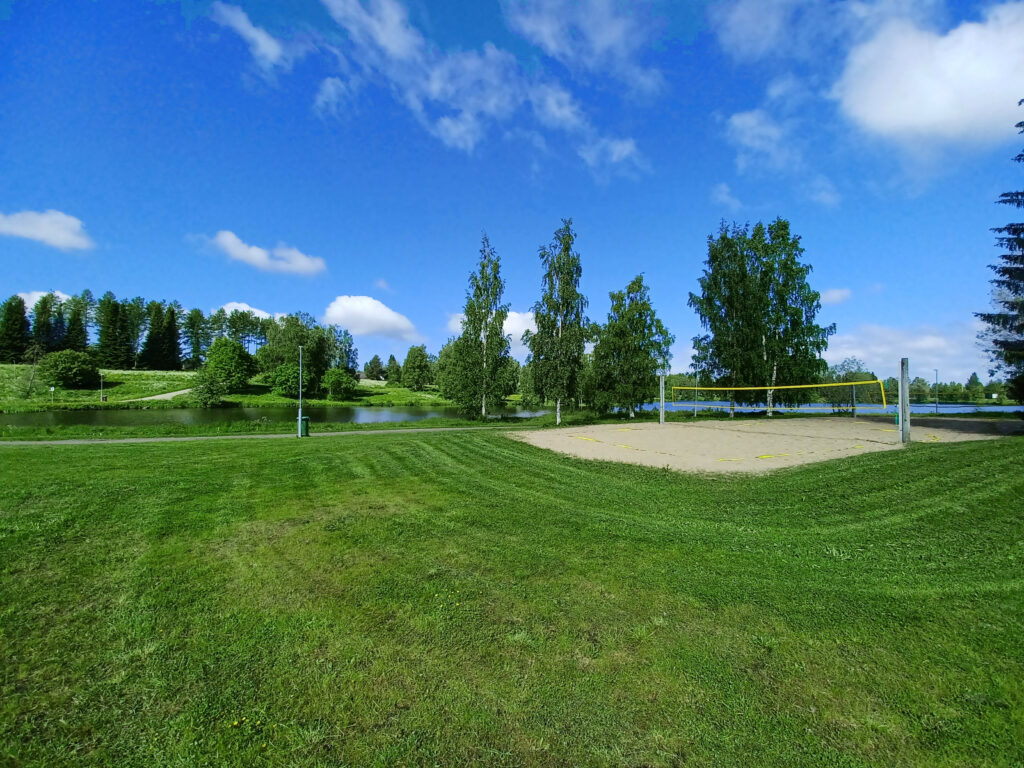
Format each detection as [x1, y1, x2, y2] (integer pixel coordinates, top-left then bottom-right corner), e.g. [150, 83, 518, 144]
[524, 219, 588, 425]
[592, 275, 673, 416]
[689, 219, 833, 414]
[448, 234, 511, 418]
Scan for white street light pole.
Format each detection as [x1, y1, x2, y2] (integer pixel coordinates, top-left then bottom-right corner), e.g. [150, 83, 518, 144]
[934, 368, 939, 415]
[298, 345, 303, 437]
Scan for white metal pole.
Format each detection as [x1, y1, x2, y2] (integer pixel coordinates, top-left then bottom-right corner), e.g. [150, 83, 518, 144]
[693, 372, 698, 419]
[659, 374, 665, 425]
[934, 368, 939, 414]
[298, 345, 303, 437]
[900, 358, 911, 444]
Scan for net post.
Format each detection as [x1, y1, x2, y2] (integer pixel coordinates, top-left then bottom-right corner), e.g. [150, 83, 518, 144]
[899, 357, 911, 444]
[659, 374, 665, 425]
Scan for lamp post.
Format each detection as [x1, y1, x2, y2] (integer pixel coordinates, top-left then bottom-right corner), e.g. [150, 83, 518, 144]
[297, 345, 303, 437]
[934, 368, 939, 414]
[99, 372, 104, 402]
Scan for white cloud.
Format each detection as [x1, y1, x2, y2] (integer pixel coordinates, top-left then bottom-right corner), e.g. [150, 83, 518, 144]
[820, 288, 852, 305]
[711, 182, 742, 211]
[825, 321, 989, 382]
[324, 295, 420, 340]
[578, 136, 641, 171]
[210, 2, 286, 69]
[18, 290, 72, 308]
[832, 4, 1024, 145]
[726, 109, 797, 172]
[314, 76, 358, 116]
[505, 310, 537, 359]
[217, 301, 272, 319]
[446, 313, 465, 335]
[373, 278, 392, 292]
[0, 209, 94, 250]
[209, 230, 326, 275]
[805, 175, 841, 206]
[708, 0, 803, 62]
[504, 0, 663, 93]
[317, 0, 637, 165]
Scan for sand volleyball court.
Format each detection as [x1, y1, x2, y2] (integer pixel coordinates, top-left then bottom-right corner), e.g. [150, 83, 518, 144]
[513, 416, 1023, 474]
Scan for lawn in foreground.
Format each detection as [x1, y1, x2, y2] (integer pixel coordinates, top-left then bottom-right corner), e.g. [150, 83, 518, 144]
[1, 433, 1022, 766]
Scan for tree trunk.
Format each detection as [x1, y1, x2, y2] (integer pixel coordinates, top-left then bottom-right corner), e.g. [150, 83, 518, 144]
[481, 331, 487, 419]
[556, 398, 561, 426]
[767, 361, 777, 417]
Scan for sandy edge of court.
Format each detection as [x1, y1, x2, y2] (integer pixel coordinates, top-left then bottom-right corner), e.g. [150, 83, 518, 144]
[510, 417, 1022, 475]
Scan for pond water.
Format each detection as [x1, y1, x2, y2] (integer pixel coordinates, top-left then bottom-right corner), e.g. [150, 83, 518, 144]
[0, 405, 549, 428]
[652, 401, 1023, 415]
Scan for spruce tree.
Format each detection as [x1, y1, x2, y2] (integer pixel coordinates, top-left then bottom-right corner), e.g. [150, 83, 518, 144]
[385, 354, 402, 383]
[161, 305, 182, 370]
[977, 99, 1024, 401]
[63, 301, 88, 352]
[524, 218, 588, 425]
[0, 295, 31, 363]
[31, 293, 57, 352]
[139, 301, 166, 369]
[364, 354, 384, 380]
[182, 308, 210, 369]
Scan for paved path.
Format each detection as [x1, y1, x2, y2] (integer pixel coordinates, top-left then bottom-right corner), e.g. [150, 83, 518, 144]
[0, 425, 512, 447]
[127, 388, 193, 402]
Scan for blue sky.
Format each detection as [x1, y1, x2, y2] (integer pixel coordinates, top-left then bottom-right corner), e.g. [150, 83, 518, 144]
[2, 0, 1022, 381]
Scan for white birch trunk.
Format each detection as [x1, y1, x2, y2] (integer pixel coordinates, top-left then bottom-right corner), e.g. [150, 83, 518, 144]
[556, 398, 561, 425]
[767, 361, 777, 417]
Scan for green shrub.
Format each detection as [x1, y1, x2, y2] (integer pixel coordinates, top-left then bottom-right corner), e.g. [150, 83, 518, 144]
[269, 363, 317, 398]
[322, 368, 358, 400]
[204, 338, 256, 393]
[189, 368, 228, 407]
[38, 350, 100, 389]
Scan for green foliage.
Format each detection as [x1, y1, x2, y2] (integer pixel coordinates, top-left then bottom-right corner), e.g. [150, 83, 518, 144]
[524, 218, 588, 424]
[63, 301, 88, 353]
[204, 338, 256, 393]
[31, 293, 60, 352]
[592, 275, 674, 415]
[182, 308, 210, 370]
[188, 367, 228, 408]
[37, 350, 100, 389]
[824, 358, 882, 408]
[161, 305, 182, 370]
[268, 362, 317, 399]
[364, 354, 384, 380]
[976, 100, 1024, 400]
[255, 314, 352, 392]
[138, 301, 166, 370]
[385, 354, 402, 384]
[0, 296, 31, 363]
[689, 220, 834, 407]
[401, 345, 431, 391]
[322, 367, 358, 400]
[442, 235, 513, 417]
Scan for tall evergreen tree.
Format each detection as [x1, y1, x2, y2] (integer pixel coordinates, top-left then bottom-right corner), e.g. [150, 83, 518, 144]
[31, 293, 58, 352]
[524, 218, 588, 425]
[139, 300, 166, 369]
[63, 300, 88, 352]
[977, 99, 1024, 401]
[448, 235, 512, 417]
[161, 305, 182, 370]
[0, 295, 31, 363]
[688, 219, 834, 412]
[364, 354, 384, 380]
[401, 345, 431, 391]
[385, 354, 402, 383]
[182, 308, 210, 370]
[121, 297, 147, 364]
[95, 292, 121, 367]
[592, 275, 674, 416]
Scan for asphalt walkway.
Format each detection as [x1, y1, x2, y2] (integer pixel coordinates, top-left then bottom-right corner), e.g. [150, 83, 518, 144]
[0, 425, 509, 447]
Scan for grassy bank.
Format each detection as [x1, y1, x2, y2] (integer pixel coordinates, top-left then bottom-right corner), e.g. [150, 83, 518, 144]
[221, 381, 453, 409]
[0, 364, 195, 412]
[1, 433, 1022, 766]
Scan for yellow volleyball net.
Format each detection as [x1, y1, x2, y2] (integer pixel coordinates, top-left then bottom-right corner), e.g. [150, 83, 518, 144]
[671, 380, 889, 415]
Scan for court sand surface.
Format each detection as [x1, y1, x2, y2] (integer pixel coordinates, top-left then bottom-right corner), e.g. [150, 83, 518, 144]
[513, 415, 1024, 474]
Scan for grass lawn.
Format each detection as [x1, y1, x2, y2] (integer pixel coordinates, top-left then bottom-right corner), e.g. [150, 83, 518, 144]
[0, 364, 195, 412]
[1, 433, 1023, 766]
